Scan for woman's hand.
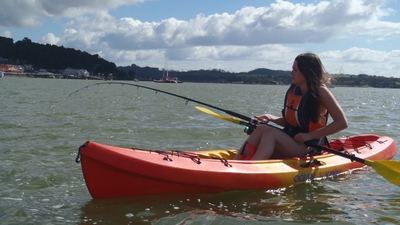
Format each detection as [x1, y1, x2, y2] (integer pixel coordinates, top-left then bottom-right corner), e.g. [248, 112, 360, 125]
[254, 114, 274, 123]
[294, 133, 312, 143]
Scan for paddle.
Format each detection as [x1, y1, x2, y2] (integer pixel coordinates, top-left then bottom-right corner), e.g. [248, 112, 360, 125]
[305, 141, 400, 186]
[195, 106, 258, 134]
[196, 106, 400, 187]
[195, 106, 248, 125]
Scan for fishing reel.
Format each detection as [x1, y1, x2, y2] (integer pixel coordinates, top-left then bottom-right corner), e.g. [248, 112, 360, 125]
[243, 120, 259, 135]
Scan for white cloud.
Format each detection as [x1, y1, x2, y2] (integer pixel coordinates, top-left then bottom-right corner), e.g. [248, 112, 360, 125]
[40, 33, 60, 45]
[0, 0, 145, 28]
[1, 0, 399, 77]
[58, 0, 399, 51]
[320, 48, 400, 76]
[1, 30, 12, 38]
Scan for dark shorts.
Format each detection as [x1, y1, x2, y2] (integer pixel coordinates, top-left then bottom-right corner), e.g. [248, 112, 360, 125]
[281, 126, 323, 155]
[281, 126, 299, 138]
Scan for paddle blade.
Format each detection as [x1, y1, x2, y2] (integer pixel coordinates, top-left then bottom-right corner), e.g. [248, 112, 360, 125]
[195, 106, 220, 116]
[365, 159, 400, 186]
[195, 106, 243, 124]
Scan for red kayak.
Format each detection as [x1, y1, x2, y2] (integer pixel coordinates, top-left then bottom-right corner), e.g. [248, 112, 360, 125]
[76, 134, 397, 198]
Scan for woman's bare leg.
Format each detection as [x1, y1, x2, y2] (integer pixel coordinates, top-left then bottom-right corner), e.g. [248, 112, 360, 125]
[234, 125, 268, 160]
[251, 126, 309, 160]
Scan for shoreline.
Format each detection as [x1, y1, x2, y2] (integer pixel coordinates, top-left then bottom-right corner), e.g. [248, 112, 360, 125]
[2, 72, 103, 80]
[2, 72, 27, 78]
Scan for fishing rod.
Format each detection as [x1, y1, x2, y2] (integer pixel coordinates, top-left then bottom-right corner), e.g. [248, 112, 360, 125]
[69, 81, 261, 134]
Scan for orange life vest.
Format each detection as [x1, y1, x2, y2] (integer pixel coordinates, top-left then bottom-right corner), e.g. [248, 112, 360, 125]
[282, 84, 327, 133]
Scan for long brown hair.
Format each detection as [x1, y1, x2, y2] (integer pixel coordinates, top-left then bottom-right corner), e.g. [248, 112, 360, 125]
[295, 53, 329, 123]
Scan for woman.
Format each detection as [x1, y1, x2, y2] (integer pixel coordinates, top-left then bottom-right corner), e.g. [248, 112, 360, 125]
[234, 53, 348, 160]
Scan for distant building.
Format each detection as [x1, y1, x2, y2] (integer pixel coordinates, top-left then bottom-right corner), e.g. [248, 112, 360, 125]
[37, 69, 55, 75]
[0, 64, 23, 73]
[107, 73, 114, 80]
[63, 67, 89, 78]
[23, 65, 34, 73]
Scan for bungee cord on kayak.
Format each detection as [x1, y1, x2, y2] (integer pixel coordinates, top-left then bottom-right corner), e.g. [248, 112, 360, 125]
[75, 140, 233, 167]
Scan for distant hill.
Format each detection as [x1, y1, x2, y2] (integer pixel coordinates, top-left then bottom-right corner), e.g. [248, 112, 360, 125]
[0, 36, 118, 77]
[118, 65, 293, 84]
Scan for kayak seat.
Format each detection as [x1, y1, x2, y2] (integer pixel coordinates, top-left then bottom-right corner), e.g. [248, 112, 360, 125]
[202, 150, 237, 160]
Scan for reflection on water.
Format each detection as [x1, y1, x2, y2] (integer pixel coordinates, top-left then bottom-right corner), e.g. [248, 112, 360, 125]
[79, 182, 370, 224]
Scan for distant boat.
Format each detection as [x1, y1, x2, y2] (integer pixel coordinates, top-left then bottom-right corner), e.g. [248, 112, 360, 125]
[0, 71, 4, 78]
[134, 67, 139, 82]
[154, 76, 182, 83]
[154, 49, 183, 83]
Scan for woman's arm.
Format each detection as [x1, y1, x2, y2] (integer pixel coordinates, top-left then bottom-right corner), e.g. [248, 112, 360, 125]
[307, 86, 348, 140]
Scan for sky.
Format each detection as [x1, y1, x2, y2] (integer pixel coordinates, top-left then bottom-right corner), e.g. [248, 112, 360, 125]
[1, 0, 400, 77]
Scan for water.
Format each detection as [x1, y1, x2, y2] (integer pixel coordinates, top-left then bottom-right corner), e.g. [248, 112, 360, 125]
[1, 78, 400, 224]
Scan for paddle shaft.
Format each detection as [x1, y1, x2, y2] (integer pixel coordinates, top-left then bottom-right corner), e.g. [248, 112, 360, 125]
[305, 141, 365, 164]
